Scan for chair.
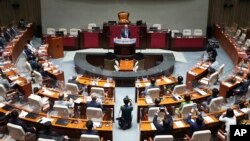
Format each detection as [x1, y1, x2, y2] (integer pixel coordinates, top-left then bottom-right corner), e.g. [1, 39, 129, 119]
[133, 65, 139, 72]
[208, 96, 224, 113]
[53, 104, 71, 118]
[47, 28, 55, 35]
[90, 87, 106, 100]
[80, 134, 103, 141]
[115, 60, 119, 66]
[146, 88, 160, 100]
[238, 33, 246, 45]
[147, 107, 159, 121]
[199, 72, 218, 86]
[183, 29, 192, 36]
[69, 28, 79, 36]
[86, 107, 103, 122]
[216, 64, 225, 82]
[59, 28, 67, 35]
[217, 129, 227, 141]
[193, 29, 203, 36]
[118, 11, 130, 24]
[28, 94, 49, 112]
[180, 103, 195, 118]
[0, 84, 16, 101]
[88, 23, 97, 30]
[149, 135, 174, 141]
[172, 84, 187, 94]
[234, 29, 241, 39]
[33, 70, 50, 86]
[7, 123, 30, 141]
[185, 130, 211, 141]
[171, 29, 180, 37]
[114, 65, 119, 71]
[65, 82, 79, 95]
[25, 61, 33, 72]
[152, 24, 162, 30]
[242, 39, 250, 51]
[22, 50, 28, 59]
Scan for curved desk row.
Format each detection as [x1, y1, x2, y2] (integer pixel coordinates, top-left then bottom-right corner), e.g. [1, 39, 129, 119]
[0, 103, 113, 140]
[74, 53, 175, 87]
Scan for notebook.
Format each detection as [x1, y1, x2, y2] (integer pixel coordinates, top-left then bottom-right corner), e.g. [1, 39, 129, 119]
[25, 113, 39, 119]
[55, 118, 70, 126]
[2, 105, 13, 111]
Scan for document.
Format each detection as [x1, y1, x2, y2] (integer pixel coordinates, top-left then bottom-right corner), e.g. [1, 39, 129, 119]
[150, 123, 156, 130]
[175, 121, 184, 127]
[204, 116, 214, 123]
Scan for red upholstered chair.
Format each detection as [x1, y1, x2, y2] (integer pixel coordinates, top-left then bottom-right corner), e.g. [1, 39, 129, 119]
[118, 11, 130, 24]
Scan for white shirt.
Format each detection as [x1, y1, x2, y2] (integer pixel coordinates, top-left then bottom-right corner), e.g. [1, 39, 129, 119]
[210, 61, 219, 71]
[219, 115, 236, 133]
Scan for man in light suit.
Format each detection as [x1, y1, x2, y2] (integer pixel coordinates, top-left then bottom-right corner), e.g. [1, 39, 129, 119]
[121, 24, 130, 38]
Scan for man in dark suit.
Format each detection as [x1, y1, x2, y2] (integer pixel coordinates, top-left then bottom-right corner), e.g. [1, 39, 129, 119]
[118, 96, 133, 129]
[81, 120, 98, 135]
[121, 24, 130, 38]
[8, 110, 36, 133]
[86, 95, 103, 109]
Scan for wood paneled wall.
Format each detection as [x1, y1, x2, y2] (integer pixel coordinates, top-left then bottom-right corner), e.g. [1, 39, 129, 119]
[208, 0, 250, 27]
[0, 0, 249, 33]
[0, 0, 41, 26]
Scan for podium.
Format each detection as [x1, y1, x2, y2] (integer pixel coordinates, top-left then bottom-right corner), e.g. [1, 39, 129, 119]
[113, 38, 136, 56]
[48, 37, 64, 58]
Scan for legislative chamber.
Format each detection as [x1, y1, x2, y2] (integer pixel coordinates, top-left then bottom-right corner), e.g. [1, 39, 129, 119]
[1, 0, 250, 141]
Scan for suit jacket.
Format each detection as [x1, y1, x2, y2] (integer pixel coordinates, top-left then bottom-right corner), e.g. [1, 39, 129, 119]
[153, 114, 173, 135]
[9, 118, 34, 132]
[186, 114, 205, 136]
[121, 28, 130, 38]
[3, 32, 12, 42]
[120, 105, 133, 121]
[86, 101, 102, 109]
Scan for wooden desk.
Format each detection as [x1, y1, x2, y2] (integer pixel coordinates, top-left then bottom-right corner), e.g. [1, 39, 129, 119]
[214, 24, 247, 65]
[77, 76, 116, 98]
[46, 70, 65, 82]
[147, 30, 171, 49]
[119, 60, 134, 71]
[139, 109, 245, 141]
[135, 76, 177, 102]
[171, 36, 207, 51]
[3, 23, 34, 63]
[43, 35, 78, 50]
[186, 65, 208, 84]
[38, 88, 115, 121]
[0, 103, 113, 140]
[137, 88, 211, 122]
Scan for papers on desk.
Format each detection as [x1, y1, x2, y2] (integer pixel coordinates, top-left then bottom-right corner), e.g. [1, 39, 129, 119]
[150, 123, 156, 130]
[204, 116, 214, 123]
[223, 82, 232, 87]
[188, 71, 197, 76]
[93, 121, 102, 128]
[90, 81, 98, 86]
[193, 88, 207, 96]
[162, 77, 172, 83]
[19, 111, 28, 118]
[43, 89, 53, 96]
[144, 82, 150, 87]
[145, 96, 153, 104]
[86, 96, 92, 102]
[74, 98, 83, 104]
[104, 83, 111, 87]
[9, 75, 19, 81]
[0, 103, 5, 108]
[39, 117, 53, 124]
[233, 109, 242, 116]
[15, 80, 22, 84]
[172, 94, 184, 101]
[175, 121, 185, 128]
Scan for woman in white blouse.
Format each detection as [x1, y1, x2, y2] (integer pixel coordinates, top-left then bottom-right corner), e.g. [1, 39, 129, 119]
[219, 108, 236, 141]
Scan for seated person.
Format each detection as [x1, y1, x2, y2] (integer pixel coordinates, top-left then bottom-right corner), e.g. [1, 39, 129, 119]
[219, 108, 236, 138]
[18, 18, 28, 29]
[81, 120, 98, 135]
[0, 33, 7, 48]
[185, 109, 205, 136]
[86, 95, 103, 109]
[8, 110, 36, 133]
[175, 93, 193, 117]
[117, 96, 133, 130]
[26, 40, 37, 53]
[205, 46, 217, 62]
[0, 111, 11, 127]
[120, 24, 130, 38]
[231, 73, 250, 100]
[68, 76, 84, 93]
[0, 74, 17, 90]
[239, 58, 250, 69]
[154, 97, 161, 107]
[207, 57, 219, 74]
[153, 107, 173, 136]
[54, 93, 74, 108]
[143, 77, 159, 95]
[3, 27, 13, 42]
[239, 99, 250, 120]
[39, 121, 68, 140]
[24, 45, 36, 59]
[199, 88, 219, 112]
